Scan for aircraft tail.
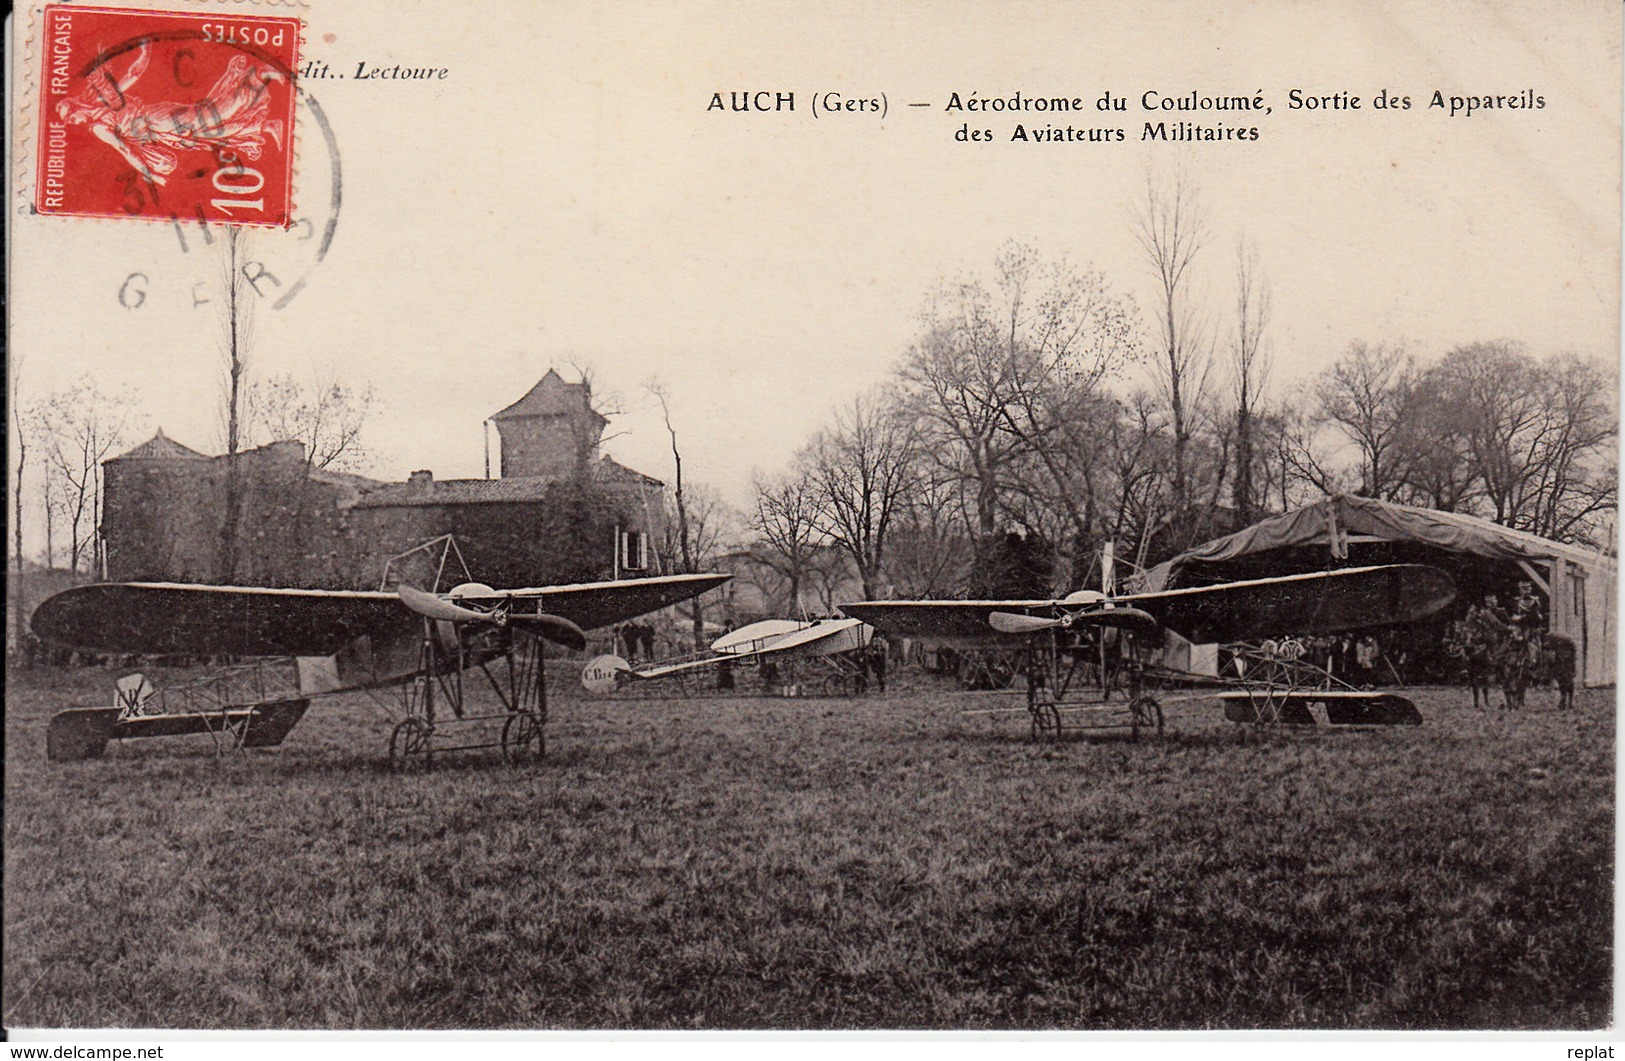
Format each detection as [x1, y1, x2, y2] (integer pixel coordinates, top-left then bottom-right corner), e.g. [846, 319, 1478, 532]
[47, 675, 312, 761]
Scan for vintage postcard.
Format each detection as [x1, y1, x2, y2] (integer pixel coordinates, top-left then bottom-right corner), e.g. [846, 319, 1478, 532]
[4, 0, 1619, 1044]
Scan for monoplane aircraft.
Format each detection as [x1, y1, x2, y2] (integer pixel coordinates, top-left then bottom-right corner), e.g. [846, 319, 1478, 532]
[839, 564, 1456, 739]
[582, 616, 875, 697]
[33, 572, 729, 767]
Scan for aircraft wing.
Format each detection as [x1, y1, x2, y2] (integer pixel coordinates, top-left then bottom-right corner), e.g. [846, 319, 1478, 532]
[1117, 564, 1456, 644]
[841, 565, 1455, 648]
[32, 573, 732, 658]
[837, 600, 1059, 648]
[30, 582, 410, 657]
[756, 618, 873, 659]
[623, 618, 872, 680]
[456, 573, 731, 632]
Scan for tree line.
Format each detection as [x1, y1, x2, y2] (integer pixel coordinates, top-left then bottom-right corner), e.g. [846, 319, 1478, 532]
[740, 171, 1617, 613]
[11, 170, 1616, 626]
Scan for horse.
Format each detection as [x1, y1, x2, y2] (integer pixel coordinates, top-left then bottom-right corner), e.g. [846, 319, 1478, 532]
[1444, 619, 1495, 709]
[1461, 608, 1531, 711]
[1482, 621, 1533, 711]
[1542, 632, 1578, 711]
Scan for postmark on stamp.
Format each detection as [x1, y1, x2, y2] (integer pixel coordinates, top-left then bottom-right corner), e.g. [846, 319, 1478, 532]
[35, 5, 301, 227]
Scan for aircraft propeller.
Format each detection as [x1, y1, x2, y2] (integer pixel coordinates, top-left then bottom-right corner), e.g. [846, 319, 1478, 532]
[988, 606, 1158, 636]
[397, 584, 588, 651]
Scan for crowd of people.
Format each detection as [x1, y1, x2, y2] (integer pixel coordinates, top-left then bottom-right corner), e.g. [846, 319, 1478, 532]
[1266, 580, 1574, 703]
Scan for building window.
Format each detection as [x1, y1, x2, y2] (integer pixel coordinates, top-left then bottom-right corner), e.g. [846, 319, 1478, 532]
[620, 528, 648, 572]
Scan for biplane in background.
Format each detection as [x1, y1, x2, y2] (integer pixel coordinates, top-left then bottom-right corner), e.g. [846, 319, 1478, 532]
[839, 564, 1457, 740]
[581, 617, 875, 698]
[32, 571, 729, 768]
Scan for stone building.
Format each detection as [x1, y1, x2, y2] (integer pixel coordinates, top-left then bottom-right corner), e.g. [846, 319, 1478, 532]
[345, 453, 665, 589]
[101, 432, 372, 587]
[101, 373, 668, 590]
[490, 369, 610, 479]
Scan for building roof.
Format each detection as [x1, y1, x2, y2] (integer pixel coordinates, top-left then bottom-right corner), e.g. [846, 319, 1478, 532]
[108, 433, 382, 489]
[354, 455, 662, 509]
[490, 368, 610, 427]
[309, 466, 386, 491]
[109, 429, 208, 461]
[596, 454, 664, 487]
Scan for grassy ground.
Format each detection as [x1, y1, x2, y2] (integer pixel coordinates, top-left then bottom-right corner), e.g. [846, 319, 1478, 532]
[2, 666, 1612, 1030]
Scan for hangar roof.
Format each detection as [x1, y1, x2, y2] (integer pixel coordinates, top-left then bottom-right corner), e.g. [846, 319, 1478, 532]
[1138, 494, 1616, 592]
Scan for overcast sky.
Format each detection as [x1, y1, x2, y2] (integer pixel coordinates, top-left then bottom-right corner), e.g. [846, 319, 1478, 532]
[10, 0, 1620, 512]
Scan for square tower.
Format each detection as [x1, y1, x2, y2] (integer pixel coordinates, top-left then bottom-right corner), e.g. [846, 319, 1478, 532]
[489, 369, 609, 479]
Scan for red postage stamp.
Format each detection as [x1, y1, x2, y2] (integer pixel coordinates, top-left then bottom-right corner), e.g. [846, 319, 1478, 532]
[35, 5, 301, 227]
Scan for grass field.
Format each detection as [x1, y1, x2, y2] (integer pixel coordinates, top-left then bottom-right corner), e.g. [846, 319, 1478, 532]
[3, 665, 1613, 1030]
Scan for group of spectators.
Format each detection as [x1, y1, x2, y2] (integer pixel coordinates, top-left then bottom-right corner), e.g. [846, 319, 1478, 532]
[1302, 632, 1400, 687]
[1223, 581, 1566, 693]
[612, 621, 659, 662]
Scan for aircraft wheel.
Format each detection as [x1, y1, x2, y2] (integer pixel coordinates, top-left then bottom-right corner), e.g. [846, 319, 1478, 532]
[502, 710, 546, 764]
[1129, 695, 1164, 740]
[822, 673, 851, 697]
[388, 717, 433, 773]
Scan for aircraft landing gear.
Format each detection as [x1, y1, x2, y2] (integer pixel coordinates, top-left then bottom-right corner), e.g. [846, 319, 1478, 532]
[501, 709, 546, 763]
[1128, 695, 1163, 740]
[1028, 698, 1063, 742]
[1025, 639, 1062, 742]
[388, 716, 434, 773]
[384, 618, 551, 771]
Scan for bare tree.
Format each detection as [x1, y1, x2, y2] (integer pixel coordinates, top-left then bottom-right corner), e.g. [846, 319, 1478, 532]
[248, 368, 378, 473]
[11, 385, 28, 653]
[885, 469, 973, 598]
[1417, 344, 1617, 541]
[1524, 354, 1618, 544]
[1315, 340, 1414, 498]
[804, 391, 918, 599]
[1294, 339, 1615, 545]
[565, 361, 623, 476]
[647, 380, 711, 646]
[899, 242, 1141, 586]
[29, 380, 140, 575]
[1276, 389, 1344, 501]
[1388, 369, 1480, 513]
[899, 317, 1018, 541]
[218, 227, 255, 582]
[654, 481, 735, 644]
[803, 545, 858, 614]
[10, 357, 27, 657]
[1131, 160, 1213, 520]
[40, 439, 58, 570]
[990, 251, 1143, 586]
[1103, 390, 1173, 571]
[749, 468, 825, 613]
[1230, 239, 1272, 524]
[661, 481, 733, 573]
